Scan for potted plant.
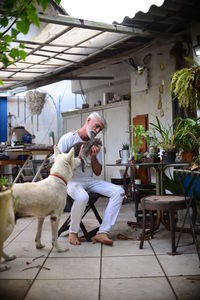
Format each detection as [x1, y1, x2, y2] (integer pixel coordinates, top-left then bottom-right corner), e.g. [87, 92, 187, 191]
[170, 58, 200, 116]
[131, 125, 150, 162]
[174, 117, 200, 162]
[0, 177, 12, 267]
[150, 117, 177, 163]
[149, 136, 160, 163]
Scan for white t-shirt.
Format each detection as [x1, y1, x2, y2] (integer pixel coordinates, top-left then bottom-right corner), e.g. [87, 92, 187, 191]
[57, 131, 102, 178]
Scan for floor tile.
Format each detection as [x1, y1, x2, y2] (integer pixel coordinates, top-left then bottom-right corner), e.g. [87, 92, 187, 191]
[149, 228, 197, 255]
[101, 278, 176, 300]
[0, 279, 32, 300]
[37, 257, 100, 279]
[102, 256, 164, 278]
[26, 279, 99, 300]
[168, 275, 200, 300]
[157, 254, 200, 276]
[50, 240, 101, 257]
[102, 240, 153, 256]
[0, 258, 45, 279]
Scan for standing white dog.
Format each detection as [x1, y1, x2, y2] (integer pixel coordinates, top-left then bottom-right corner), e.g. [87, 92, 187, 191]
[1, 146, 80, 271]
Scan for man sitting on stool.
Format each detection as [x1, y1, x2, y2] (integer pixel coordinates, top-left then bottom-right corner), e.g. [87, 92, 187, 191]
[58, 112, 125, 246]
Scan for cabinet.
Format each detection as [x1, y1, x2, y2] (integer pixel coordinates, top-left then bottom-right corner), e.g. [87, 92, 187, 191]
[61, 101, 130, 181]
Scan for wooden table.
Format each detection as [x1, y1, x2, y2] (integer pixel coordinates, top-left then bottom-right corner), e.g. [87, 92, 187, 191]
[1, 146, 53, 183]
[107, 162, 191, 196]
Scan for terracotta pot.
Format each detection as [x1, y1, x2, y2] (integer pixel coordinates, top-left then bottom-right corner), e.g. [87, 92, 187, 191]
[181, 151, 193, 162]
[0, 189, 11, 261]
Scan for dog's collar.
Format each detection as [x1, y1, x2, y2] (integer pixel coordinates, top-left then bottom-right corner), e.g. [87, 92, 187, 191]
[50, 174, 67, 185]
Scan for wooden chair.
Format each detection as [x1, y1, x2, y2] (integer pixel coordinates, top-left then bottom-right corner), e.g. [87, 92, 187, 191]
[58, 193, 102, 242]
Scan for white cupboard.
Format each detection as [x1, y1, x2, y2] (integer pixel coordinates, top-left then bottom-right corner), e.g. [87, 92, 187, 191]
[61, 101, 130, 181]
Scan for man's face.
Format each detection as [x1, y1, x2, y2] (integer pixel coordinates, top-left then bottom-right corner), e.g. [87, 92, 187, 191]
[86, 117, 104, 138]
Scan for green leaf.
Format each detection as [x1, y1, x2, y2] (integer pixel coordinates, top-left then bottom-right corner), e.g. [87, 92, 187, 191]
[19, 50, 26, 61]
[4, 0, 16, 11]
[19, 43, 25, 49]
[4, 34, 12, 43]
[1, 54, 10, 67]
[0, 17, 9, 27]
[0, 79, 4, 85]
[10, 48, 19, 59]
[11, 28, 18, 40]
[28, 11, 40, 27]
[16, 18, 30, 34]
[37, 0, 50, 11]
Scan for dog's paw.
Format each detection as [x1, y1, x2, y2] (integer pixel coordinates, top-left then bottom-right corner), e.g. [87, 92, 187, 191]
[36, 242, 45, 249]
[55, 246, 69, 253]
[5, 255, 16, 262]
[0, 264, 11, 272]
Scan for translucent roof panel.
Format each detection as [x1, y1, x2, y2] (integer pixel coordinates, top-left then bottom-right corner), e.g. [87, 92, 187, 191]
[52, 28, 101, 46]
[0, 14, 135, 92]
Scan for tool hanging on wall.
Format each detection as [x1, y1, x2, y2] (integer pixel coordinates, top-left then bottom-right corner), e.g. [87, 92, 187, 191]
[157, 80, 164, 117]
[24, 97, 26, 123]
[37, 115, 39, 131]
[17, 96, 20, 117]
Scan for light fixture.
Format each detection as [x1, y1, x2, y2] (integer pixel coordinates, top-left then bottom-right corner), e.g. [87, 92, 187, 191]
[193, 35, 200, 56]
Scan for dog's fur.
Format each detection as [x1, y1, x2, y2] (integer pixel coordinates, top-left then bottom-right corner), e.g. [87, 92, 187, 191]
[0, 146, 80, 271]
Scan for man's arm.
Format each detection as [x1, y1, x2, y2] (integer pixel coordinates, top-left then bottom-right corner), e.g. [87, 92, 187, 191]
[90, 145, 102, 176]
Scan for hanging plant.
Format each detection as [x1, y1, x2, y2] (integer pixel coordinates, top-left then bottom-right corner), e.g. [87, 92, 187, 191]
[170, 57, 200, 114]
[26, 90, 46, 115]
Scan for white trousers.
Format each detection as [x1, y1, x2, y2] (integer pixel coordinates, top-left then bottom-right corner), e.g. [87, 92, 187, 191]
[67, 177, 125, 234]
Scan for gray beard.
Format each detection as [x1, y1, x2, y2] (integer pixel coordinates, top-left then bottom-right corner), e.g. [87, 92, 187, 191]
[87, 128, 96, 140]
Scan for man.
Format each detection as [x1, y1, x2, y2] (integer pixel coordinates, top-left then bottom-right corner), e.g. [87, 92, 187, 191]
[58, 112, 125, 246]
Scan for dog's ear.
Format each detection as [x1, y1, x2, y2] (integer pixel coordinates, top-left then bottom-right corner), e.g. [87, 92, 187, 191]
[54, 145, 61, 157]
[67, 147, 75, 169]
[68, 147, 74, 158]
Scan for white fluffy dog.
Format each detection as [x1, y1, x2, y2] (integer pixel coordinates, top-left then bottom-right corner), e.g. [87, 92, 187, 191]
[0, 146, 80, 271]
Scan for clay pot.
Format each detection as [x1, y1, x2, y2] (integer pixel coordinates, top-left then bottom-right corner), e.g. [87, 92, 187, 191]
[181, 151, 194, 162]
[0, 189, 11, 261]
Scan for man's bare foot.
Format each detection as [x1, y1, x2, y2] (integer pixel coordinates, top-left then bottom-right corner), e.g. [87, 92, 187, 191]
[94, 233, 113, 246]
[69, 233, 81, 245]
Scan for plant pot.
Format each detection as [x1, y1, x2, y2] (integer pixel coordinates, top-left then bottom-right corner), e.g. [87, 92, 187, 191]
[162, 151, 176, 163]
[0, 189, 11, 262]
[153, 156, 160, 163]
[181, 151, 194, 162]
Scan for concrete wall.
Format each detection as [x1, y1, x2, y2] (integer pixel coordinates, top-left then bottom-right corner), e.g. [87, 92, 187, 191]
[71, 40, 176, 129]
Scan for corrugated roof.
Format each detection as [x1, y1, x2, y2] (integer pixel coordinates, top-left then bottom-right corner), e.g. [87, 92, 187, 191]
[0, 0, 199, 93]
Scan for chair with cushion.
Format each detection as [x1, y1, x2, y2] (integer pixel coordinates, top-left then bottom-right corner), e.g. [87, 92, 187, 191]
[58, 192, 102, 242]
[139, 195, 197, 255]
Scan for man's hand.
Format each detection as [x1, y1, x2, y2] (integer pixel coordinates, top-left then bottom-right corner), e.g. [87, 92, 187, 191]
[90, 145, 102, 176]
[90, 145, 101, 158]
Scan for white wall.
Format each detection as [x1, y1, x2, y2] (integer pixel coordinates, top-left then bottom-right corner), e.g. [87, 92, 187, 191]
[71, 62, 131, 107]
[131, 41, 176, 128]
[7, 80, 83, 145]
[71, 40, 176, 129]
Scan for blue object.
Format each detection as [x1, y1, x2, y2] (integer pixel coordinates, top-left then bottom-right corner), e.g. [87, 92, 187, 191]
[23, 133, 32, 143]
[184, 175, 200, 199]
[0, 97, 7, 142]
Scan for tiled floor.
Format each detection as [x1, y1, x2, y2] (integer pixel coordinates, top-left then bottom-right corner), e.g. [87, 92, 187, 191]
[0, 198, 200, 300]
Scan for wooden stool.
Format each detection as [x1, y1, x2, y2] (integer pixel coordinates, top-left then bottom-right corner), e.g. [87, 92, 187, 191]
[139, 195, 196, 255]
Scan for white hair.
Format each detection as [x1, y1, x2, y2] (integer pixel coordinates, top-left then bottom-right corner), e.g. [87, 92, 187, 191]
[87, 112, 107, 129]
